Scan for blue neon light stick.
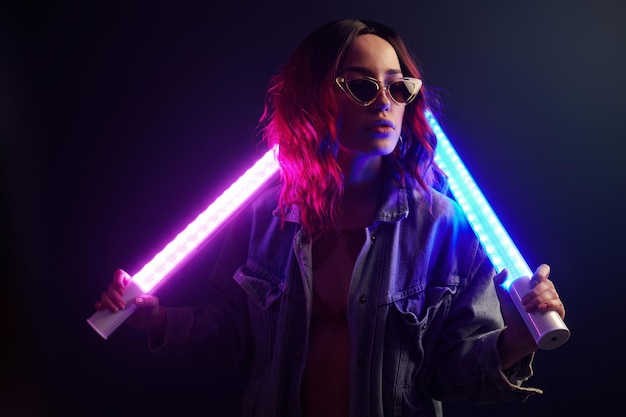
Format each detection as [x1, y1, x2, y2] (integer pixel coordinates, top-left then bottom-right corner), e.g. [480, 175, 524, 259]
[426, 110, 570, 350]
[88, 112, 570, 349]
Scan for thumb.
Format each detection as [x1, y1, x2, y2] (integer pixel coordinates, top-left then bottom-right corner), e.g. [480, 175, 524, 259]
[126, 295, 163, 331]
[493, 268, 509, 288]
[134, 295, 159, 308]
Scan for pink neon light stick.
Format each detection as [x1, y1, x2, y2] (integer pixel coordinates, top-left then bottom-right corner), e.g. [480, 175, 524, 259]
[87, 147, 280, 339]
[88, 116, 569, 348]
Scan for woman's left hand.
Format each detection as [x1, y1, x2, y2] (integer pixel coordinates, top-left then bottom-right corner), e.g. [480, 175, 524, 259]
[494, 264, 566, 357]
[496, 264, 565, 320]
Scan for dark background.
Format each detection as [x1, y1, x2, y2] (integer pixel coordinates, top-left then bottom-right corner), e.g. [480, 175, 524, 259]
[3, 1, 624, 416]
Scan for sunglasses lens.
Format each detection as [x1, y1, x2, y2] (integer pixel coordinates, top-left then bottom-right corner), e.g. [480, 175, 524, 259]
[389, 79, 418, 103]
[347, 79, 379, 103]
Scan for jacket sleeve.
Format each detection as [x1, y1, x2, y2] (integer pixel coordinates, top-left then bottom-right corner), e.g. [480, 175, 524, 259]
[148, 206, 254, 369]
[424, 199, 542, 404]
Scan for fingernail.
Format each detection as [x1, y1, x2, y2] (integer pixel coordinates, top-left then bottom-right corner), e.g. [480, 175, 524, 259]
[135, 297, 144, 305]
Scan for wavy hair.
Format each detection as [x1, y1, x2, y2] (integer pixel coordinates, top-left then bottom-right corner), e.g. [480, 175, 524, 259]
[257, 19, 446, 237]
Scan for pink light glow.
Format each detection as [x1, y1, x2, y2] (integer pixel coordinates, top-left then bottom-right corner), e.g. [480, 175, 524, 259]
[133, 146, 280, 293]
[87, 146, 279, 339]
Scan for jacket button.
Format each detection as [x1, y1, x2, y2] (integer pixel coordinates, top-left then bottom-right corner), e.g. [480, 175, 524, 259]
[358, 296, 367, 303]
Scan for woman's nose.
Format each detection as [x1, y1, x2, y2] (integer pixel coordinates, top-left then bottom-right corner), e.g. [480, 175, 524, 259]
[372, 88, 391, 112]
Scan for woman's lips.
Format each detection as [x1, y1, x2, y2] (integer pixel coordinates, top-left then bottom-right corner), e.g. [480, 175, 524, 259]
[366, 120, 395, 135]
[367, 125, 394, 134]
[367, 118, 395, 128]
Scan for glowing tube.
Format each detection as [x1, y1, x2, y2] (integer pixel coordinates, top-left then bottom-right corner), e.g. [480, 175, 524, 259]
[88, 113, 570, 349]
[86, 146, 280, 339]
[426, 110, 570, 350]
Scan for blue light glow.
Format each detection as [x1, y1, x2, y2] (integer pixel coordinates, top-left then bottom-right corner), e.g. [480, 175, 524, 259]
[89, 111, 568, 347]
[426, 110, 532, 288]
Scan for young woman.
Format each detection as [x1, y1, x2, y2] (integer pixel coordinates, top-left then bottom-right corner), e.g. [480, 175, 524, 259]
[95, 19, 565, 417]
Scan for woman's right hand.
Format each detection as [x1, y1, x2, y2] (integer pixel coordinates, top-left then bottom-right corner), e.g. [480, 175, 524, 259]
[94, 268, 166, 334]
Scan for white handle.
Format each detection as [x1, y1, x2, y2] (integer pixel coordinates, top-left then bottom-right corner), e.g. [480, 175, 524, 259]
[86, 281, 144, 339]
[508, 276, 570, 350]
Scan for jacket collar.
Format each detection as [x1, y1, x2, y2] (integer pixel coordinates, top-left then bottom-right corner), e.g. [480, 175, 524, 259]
[272, 176, 412, 226]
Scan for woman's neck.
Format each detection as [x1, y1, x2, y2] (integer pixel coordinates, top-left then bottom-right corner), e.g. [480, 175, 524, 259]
[339, 167, 384, 231]
[334, 150, 386, 230]
[339, 153, 382, 186]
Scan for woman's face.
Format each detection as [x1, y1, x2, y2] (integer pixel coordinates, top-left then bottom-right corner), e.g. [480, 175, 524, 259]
[335, 34, 405, 159]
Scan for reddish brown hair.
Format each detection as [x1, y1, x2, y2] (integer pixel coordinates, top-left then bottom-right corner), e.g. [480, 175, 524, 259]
[258, 19, 445, 236]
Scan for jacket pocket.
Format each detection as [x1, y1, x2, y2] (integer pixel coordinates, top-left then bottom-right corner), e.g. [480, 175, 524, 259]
[390, 283, 457, 336]
[233, 263, 284, 310]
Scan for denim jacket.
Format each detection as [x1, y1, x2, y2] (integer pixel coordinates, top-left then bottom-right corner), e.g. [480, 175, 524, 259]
[153, 177, 541, 417]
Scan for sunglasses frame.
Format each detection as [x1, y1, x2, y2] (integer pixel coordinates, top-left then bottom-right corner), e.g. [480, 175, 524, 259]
[335, 75, 422, 106]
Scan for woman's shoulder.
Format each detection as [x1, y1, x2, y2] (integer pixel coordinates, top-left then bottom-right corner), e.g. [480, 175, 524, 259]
[431, 188, 463, 216]
[407, 185, 465, 221]
[250, 178, 281, 212]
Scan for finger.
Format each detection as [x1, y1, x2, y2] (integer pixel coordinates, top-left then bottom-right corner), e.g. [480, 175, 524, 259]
[536, 298, 566, 319]
[523, 285, 564, 317]
[112, 269, 131, 290]
[530, 264, 550, 287]
[105, 281, 127, 307]
[493, 268, 508, 287]
[522, 275, 556, 305]
[134, 295, 159, 308]
[98, 290, 123, 312]
[529, 296, 565, 318]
